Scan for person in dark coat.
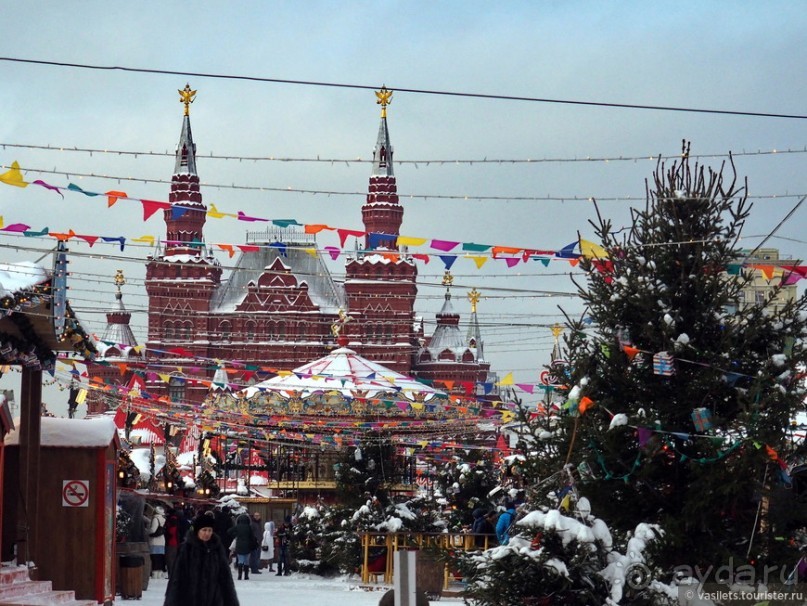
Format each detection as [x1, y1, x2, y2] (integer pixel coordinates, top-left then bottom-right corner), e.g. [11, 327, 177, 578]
[164, 508, 180, 577]
[176, 507, 192, 543]
[227, 513, 254, 580]
[274, 522, 290, 576]
[471, 508, 494, 549]
[163, 514, 239, 606]
[248, 511, 263, 574]
[213, 507, 233, 545]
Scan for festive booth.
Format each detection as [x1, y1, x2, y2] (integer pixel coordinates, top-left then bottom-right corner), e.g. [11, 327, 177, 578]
[3, 416, 118, 604]
[0, 254, 98, 600]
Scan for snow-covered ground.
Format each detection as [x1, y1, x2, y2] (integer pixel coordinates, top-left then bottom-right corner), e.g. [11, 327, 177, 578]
[127, 572, 463, 606]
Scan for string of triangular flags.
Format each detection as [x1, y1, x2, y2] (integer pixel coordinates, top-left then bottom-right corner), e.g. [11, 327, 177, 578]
[0, 161, 588, 268]
[4, 161, 806, 282]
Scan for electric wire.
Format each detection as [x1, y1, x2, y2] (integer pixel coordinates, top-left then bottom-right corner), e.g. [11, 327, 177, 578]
[1, 57, 805, 120]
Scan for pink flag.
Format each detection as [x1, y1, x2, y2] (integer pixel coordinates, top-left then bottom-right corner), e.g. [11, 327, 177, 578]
[430, 239, 459, 252]
[32, 180, 64, 198]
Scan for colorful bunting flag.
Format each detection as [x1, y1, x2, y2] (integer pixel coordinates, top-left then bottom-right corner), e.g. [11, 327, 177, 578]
[0, 162, 28, 188]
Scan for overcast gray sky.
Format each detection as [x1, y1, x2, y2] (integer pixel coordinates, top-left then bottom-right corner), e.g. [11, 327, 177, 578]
[0, 1, 805, 412]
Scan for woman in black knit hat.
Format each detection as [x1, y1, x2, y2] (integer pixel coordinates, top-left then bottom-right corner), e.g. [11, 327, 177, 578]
[163, 514, 239, 606]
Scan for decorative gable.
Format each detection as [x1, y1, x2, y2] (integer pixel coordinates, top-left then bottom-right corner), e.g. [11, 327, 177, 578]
[235, 258, 317, 312]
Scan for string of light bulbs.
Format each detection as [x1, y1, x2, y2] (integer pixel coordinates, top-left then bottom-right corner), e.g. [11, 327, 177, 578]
[5, 163, 804, 203]
[2, 141, 804, 165]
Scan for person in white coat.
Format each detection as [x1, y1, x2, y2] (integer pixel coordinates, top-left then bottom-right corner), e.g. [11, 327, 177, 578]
[260, 520, 276, 572]
[148, 505, 167, 578]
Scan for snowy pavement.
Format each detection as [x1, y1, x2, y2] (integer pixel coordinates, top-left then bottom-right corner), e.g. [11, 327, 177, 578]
[126, 572, 464, 606]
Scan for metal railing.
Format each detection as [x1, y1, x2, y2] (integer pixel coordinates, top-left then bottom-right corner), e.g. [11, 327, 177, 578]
[359, 531, 496, 589]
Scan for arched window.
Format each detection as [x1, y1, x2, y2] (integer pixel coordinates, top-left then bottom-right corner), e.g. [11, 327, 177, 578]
[278, 321, 286, 340]
[219, 321, 232, 342]
[163, 321, 174, 340]
[168, 376, 185, 403]
[267, 321, 277, 341]
[384, 322, 393, 344]
[180, 321, 192, 341]
[245, 321, 256, 342]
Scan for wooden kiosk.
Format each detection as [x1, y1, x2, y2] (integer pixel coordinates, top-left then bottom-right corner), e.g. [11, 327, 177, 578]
[0, 251, 103, 601]
[3, 417, 119, 604]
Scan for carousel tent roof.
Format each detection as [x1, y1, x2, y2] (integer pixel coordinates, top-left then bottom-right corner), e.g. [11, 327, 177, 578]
[243, 346, 444, 401]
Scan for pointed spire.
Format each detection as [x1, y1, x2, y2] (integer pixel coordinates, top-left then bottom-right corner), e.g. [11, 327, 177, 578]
[466, 288, 484, 361]
[371, 86, 394, 177]
[174, 84, 198, 175]
[211, 365, 230, 392]
[362, 86, 403, 249]
[165, 84, 207, 256]
[439, 270, 455, 312]
[100, 270, 140, 351]
[113, 268, 126, 309]
[550, 324, 565, 362]
[435, 271, 459, 323]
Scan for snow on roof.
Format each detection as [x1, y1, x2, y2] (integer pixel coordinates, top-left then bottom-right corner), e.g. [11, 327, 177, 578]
[6, 416, 117, 447]
[210, 240, 344, 314]
[0, 261, 48, 296]
[162, 254, 219, 265]
[130, 446, 164, 480]
[243, 346, 443, 401]
[127, 427, 165, 445]
[348, 253, 415, 266]
[177, 450, 196, 469]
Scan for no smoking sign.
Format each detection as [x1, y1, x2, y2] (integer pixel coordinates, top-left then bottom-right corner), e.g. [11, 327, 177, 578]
[62, 480, 90, 507]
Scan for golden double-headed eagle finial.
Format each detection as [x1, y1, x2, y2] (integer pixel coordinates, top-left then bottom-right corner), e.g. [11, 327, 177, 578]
[375, 86, 393, 118]
[331, 308, 352, 338]
[179, 83, 197, 116]
[467, 288, 481, 313]
[114, 269, 125, 288]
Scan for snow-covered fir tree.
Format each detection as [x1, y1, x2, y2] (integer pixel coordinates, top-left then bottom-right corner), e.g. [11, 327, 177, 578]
[335, 432, 396, 507]
[431, 454, 499, 530]
[555, 143, 807, 570]
[457, 495, 674, 605]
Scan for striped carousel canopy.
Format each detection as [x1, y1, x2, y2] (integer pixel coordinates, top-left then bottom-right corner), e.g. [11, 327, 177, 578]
[241, 347, 444, 403]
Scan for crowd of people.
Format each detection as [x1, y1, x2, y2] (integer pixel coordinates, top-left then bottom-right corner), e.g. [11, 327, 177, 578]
[142, 503, 295, 605]
[143, 497, 517, 605]
[468, 499, 518, 548]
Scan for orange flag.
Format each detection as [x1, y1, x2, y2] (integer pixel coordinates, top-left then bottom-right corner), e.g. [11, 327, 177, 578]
[578, 396, 595, 414]
[105, 190, 127, 207]
[623, 346, 640, 360]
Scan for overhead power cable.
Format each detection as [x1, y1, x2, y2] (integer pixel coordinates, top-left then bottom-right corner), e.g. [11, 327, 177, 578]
[1, 57, 805, 120]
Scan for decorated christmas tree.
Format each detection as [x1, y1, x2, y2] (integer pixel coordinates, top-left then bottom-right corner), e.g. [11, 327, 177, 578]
[335, 431, 396, 507]
[431, 454, 500, 530]
[557, 142, 807, 569]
